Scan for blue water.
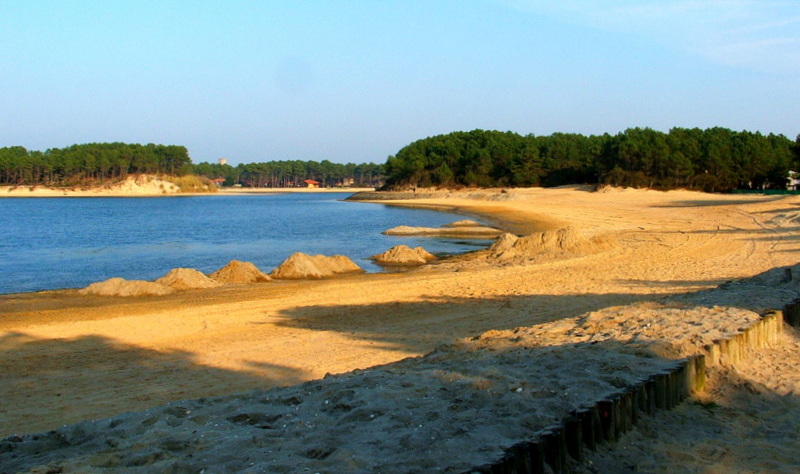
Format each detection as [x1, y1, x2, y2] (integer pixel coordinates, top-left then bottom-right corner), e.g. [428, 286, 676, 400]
[0, 193, 492, 294]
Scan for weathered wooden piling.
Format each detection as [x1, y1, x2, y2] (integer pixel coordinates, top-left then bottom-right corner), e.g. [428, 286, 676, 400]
[783, 300, 800, 327]
[644, 377, 657, 415]
[540, 427, 567, 474]
[575, 406, 600, 452]
[654, 372, 669, 409]
[506, 441, 541, 474]
[686, 354, 706, 393]
[562, 416, 583, 464]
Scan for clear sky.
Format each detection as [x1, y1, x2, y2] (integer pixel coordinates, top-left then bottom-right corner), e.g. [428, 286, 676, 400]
[1, 1, 798, 165]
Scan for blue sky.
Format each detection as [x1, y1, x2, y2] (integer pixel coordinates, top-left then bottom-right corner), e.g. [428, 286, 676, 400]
[1, 1, 798, 165]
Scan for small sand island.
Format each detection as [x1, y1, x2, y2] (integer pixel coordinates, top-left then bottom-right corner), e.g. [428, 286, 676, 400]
[3, 186, 800, 472]
[382, 219, 505, 237]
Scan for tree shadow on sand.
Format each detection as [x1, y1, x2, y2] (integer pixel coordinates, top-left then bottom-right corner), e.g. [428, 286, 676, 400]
[3, 326, 799, 473]
[0, 332, 306, 437]
[270, 291, 681, 354]
[0, 262, 800, 472]
[653, 196, 787, 208]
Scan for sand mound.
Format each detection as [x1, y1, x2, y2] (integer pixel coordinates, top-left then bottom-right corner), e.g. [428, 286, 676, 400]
[155, 268, 221, 290]
[270, 253, 326, 279]
[489, 227, 613, 264]
[78, 278, 175, 297]
[371, 245, 437, 265]
[270, 253, 363, 279]
[310, 254, 363, 275]
[413, 246, 436, 261]
[487, 232, 519, 253]
[209, 260, 272, 283]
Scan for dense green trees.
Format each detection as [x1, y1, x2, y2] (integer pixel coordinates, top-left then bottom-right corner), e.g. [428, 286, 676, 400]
[384, 128, 799, 192]
[191, 160, 385, 188]
[0, 143, 191, 186]
[5, 129, 797, 192]
[0, 143, 385, 189]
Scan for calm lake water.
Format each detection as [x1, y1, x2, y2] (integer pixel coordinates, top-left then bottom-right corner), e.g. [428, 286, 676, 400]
[0, 193, 492, 294]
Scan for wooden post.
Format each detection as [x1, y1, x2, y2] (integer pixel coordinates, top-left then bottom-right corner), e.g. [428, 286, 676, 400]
[644, 377, 657, 415]
[618, 391, 633, 432]
[541, 427, 566, 474]
[563, 415, 583, 463]
[674, 361, 688, 399]
[654, 372, 669, 409]
[507, 441, 538, 474]
[784, 300, 800, 327]
[575, 406, 600, 451]
[704, 343, 720, 367]
[635, 381, 648, 414]
[627, 387, 639, 427]
[597, 399, 617, 443]
[687, 355, 706, 393]
[528, 441, 546, 474]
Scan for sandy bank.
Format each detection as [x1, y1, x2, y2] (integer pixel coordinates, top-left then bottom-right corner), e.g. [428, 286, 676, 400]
[0, 175, 184, 197]
[0, 177, 373, 198]
[2, 186, 800, 471]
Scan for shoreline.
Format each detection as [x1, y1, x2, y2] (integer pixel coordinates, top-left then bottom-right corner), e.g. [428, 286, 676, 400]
[0, 192, 496, 297]
[0, 185, 376, 198]
[3, 186, 800, 470]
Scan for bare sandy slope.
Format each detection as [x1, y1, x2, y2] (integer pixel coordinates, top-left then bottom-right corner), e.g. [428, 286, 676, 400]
[2, 186, 800, 470]
[0, 175, 183, 197]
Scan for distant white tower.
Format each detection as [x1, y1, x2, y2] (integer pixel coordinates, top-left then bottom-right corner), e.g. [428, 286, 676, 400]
[219, 158, 228, 165]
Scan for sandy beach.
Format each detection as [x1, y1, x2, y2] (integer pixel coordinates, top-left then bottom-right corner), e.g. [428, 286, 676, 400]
[2, 186, 800, 472]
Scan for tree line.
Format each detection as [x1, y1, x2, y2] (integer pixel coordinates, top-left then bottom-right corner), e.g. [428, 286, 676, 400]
[192, 160, 385, 188]
[0, 143, 192, 186]
[383, 128, 800, 192]
[0, 143, 385, 189]
[5, 128, 798, 192]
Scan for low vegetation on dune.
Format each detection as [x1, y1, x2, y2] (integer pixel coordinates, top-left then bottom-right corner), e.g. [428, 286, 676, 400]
[162, 174, 217, 193]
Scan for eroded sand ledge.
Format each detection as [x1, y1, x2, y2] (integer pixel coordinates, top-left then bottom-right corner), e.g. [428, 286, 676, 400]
[2, 186, 800, 471]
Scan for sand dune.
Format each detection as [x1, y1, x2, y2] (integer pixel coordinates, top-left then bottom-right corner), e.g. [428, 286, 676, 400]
[2, 186, 800, 471]
[0, 175, 182, 197]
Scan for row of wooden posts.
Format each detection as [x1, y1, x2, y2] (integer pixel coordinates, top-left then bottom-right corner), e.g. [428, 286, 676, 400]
[466, 307, 792, 474]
